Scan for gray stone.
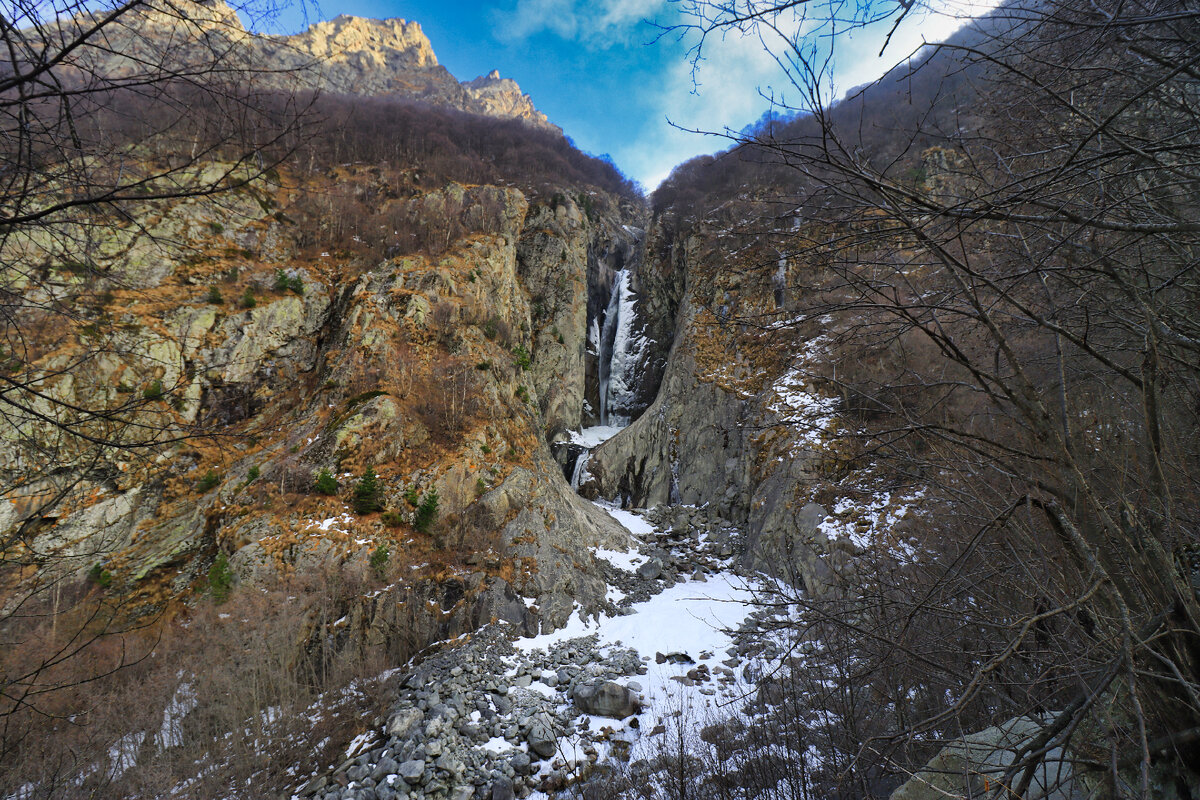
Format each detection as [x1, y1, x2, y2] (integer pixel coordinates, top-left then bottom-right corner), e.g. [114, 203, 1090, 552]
[399, 760, 426, 784]
[490, 776, 515, 800]
[890, 716, 1077, 800]
[572, 679, 641, 718]
[509, 752, 532, 774]
[387, 708, 425, 741]
[637, 558, 663, 581]
[371, 757, 399, 783]
[526, 714, 557, 759]
[436, 753, 465, 775]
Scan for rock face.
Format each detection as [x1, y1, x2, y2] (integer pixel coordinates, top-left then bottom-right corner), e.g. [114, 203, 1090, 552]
[890, 716, 1078, 800]
[3, 166, 644, 677]
[580, 222, 848, 594]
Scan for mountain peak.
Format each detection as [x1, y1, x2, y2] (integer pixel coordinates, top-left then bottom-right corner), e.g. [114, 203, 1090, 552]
[285, 14, 438, 69]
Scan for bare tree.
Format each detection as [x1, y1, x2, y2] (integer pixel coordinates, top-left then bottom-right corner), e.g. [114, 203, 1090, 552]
[659, 0, 1200, 794]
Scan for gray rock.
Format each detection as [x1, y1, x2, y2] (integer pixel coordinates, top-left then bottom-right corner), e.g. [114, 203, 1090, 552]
[572, 679, 641, 718]
[637, 558, 663, 581]
[890, 716, 1077, 800]
[399, 760, 426, 784]
[491, 776, 515, 800]
[509, 752, 532, 774]
[371, 757, 399, 783]
[436, 753, 465, 775]
[527, 714, 557, 759]
[387, 708, 425, 741]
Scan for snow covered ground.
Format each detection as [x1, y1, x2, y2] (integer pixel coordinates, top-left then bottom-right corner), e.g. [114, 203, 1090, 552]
[568, 426, 626, 448]
[513, 503, 760, 788]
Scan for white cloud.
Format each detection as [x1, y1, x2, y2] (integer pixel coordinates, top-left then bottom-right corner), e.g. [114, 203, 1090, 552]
[611, 0, 1002, 189]
[495, 0, 667, 47]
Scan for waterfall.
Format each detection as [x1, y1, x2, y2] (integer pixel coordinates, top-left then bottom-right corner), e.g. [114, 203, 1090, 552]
[564, 265, 647, 493]
[569, 452, 590, 491]
[597, 269, 645, 426]
[597, 270, 624, 426]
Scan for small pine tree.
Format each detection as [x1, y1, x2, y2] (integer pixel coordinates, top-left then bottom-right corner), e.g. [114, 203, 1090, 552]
[353, 467, 384, 514]
[314, 468, 339, 495]
[512, 344, 531, 370]
[88, 563, 113, 589]
[403, 486, 420, 507]
[209, 552, 233, 604]
[197, 469, 220, 492]
[414, 488, 439, 534]
[369, 545, 389, 579]
[206, 285, 223, 304]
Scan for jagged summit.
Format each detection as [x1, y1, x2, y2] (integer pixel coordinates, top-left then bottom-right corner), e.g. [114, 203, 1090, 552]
[272, 13, 439, 70]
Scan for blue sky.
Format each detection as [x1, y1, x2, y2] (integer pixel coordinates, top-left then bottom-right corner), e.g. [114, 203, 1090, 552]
[265, 1, 991, 190]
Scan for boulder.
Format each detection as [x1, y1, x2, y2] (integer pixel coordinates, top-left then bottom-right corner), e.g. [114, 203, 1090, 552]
[386, 708, 424, 741]
[490, 776, 516, 800]
[398, 759, 426, 785]
[637, 558, 663, 581]
[526, 713, 557, 759]
[890, 716, 1077, 800]
[509, 751, 532, 774]
[370, 757, 399, 783]
[572, 679, 641, 718]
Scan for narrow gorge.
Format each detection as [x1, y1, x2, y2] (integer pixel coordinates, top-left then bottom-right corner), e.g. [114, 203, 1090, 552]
[3, 1, 1198, 799]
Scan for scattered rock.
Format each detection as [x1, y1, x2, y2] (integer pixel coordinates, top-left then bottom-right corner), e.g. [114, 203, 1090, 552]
[386, 708, 424, 740]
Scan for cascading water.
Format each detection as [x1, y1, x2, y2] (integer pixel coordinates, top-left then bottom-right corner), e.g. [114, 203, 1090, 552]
[569, 451, 590, 491]
[597, 269, 645, 427]
[563, 256, 649, 490]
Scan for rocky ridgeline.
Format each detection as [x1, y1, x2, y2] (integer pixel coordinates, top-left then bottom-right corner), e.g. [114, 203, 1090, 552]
[92, 0, 556, 131]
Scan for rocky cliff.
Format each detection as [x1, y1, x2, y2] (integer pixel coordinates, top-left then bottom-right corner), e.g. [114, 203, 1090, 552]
[578, 213, 909, 595]
[1, 164, 646, 650]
